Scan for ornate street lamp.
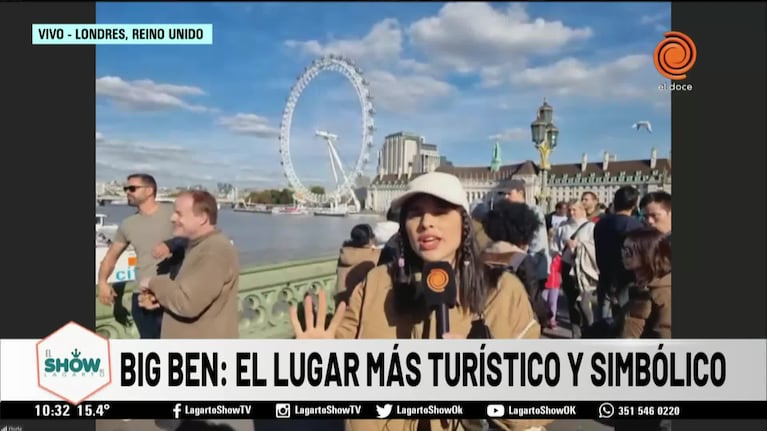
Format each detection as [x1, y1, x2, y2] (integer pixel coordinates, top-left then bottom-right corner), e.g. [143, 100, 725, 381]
[530, 98, 559, 211]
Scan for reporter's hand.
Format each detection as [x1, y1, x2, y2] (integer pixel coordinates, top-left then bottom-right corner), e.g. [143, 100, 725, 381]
[289, 290, 345, 339]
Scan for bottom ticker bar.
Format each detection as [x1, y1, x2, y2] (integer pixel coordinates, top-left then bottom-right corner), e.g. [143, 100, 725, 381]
[0, 401, 765, 420]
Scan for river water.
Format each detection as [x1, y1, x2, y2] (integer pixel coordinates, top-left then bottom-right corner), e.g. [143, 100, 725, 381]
[97, 205, 383, 267]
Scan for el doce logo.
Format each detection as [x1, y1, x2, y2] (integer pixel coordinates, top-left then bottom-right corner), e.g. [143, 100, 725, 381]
[654, 31, 697, 81]
[426, 268, 449, 293]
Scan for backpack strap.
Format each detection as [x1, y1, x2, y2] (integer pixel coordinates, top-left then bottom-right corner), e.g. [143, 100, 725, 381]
[507, 251, 527, 272]
[570, 220, 593, 240]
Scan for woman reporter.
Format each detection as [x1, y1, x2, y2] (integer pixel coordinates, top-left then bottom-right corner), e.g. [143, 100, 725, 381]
[290, 172, 551, 431]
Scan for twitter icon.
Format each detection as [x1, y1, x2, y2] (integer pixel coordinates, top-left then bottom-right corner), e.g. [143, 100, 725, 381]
[376, 404, 393, 418]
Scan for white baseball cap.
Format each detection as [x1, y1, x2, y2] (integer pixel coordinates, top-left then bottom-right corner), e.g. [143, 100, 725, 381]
[389, 172, 470, 213]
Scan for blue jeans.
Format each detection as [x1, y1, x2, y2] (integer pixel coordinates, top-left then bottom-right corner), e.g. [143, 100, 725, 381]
[131, 292, 163, 339]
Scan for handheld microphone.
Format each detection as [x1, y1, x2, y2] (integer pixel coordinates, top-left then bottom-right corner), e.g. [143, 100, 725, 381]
[422, 261, 457, 339]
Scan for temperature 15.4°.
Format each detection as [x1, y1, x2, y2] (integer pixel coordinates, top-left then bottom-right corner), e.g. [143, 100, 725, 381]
[77, 403, 111, 417]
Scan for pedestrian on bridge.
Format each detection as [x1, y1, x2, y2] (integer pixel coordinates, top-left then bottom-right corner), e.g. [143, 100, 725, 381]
[97, 173, 186, 339]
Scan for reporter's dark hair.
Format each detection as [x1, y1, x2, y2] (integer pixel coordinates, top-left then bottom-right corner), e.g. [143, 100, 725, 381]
[482, 200, 541, 247]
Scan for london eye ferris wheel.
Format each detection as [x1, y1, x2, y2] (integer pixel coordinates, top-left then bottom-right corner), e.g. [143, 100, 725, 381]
[278, 55, 376, 209]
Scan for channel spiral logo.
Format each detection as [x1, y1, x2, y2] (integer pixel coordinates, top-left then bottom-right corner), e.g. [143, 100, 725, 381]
[654, 31, 697, 81]
[426, 268, 449, 293]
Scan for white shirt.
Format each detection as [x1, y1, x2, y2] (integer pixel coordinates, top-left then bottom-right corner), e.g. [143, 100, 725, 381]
[552, 218, 592, 265]
[551, 214, 568, 230]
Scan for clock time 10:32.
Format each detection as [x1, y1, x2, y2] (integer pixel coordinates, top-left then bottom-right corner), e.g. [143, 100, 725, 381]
[34, 403, 112, 417]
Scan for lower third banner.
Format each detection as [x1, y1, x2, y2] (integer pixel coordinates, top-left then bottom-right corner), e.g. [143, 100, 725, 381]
[0, 400, 765, 420]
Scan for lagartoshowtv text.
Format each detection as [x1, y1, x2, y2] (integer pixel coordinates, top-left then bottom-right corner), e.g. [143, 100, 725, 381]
[121, 343, 726, 388]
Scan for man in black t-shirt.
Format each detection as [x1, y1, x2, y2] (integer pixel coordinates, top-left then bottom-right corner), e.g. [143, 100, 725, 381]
[593, 186, 643, 324]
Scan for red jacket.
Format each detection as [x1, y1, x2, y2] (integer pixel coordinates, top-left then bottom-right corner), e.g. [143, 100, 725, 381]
[545, 254, 562, 288]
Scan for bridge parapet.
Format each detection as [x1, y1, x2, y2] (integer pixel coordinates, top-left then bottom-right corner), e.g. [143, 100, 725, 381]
[95, 256, 338, 339]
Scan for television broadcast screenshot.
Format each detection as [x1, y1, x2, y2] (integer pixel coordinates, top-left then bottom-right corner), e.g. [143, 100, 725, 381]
[0, 2, 765, 431]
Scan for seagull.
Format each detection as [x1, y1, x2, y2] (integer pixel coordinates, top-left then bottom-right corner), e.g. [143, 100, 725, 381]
[632, 121, 653, 133]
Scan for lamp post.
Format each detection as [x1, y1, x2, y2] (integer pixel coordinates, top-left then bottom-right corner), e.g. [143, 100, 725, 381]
[530, 98, 559, 212]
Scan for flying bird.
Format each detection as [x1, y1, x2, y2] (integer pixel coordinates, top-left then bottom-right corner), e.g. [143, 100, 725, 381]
[632, 121, 653, 133]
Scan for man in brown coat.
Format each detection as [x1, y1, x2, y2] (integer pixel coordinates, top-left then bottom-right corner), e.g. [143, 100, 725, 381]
[139, 190, 239, 339]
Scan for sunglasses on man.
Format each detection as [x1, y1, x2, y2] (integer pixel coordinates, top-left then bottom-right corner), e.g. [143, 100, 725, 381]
[123, 185, 148, 193]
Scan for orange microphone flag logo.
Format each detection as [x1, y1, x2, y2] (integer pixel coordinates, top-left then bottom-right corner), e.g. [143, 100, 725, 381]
[426, 268, 449, 293]
[654, 31, 697, 81]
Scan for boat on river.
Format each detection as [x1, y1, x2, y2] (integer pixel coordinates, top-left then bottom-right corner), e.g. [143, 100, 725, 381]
[272, 206, 309, 215]
[313, 207, 348, 217]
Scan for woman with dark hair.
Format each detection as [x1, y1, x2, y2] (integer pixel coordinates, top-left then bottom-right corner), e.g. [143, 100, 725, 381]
[481, 200, 553, 326]
[335, 224, 380, 302]
[620, 226, 672, 339]
[290, 172, 552, 431]
[374, 207, 401, 266]
[601, 229, 671, 431]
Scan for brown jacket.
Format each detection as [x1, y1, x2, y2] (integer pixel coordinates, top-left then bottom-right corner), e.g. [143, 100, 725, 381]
[621, 273, 671, 339]
[149, 229, 239, 339]
[335, 265, 550, 431]
[336, 246, 381, 297]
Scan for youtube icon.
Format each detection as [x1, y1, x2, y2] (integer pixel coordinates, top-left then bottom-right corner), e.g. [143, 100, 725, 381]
[486, 404, 504, 418]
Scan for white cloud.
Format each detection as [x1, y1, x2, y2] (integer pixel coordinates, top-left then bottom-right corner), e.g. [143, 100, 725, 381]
[408, 3, 593, 75]
[489, 128, 529, 143]
[96, 76, 211, 112]
[95, 133, 286, 188]
[366, 70, 453, 112]
[96, 131, 104, 142]
[284, 17, 453, 112]
[218, 113, 280, 138]
[97, 134, 199, 170]
[510, 54, 654, 100]
[397, 58, 437, 75]
[97, 5, 671, 187]
[285, 18, 403, 65]
[639, 12, 668, 33]
[639, 12, 666, 25]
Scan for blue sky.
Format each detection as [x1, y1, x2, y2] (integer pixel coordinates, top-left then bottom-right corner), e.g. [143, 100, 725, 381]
[96, 2, 671, 189]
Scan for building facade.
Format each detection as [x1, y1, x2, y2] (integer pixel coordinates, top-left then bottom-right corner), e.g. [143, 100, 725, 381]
[366, 147, 671, 213]
[378, 132, 423, 176]
[416, 143, 441, 173]
[547, 148, 671, 205]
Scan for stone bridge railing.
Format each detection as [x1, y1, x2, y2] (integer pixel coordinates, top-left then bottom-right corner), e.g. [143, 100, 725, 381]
[95, 256, 339, 339]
